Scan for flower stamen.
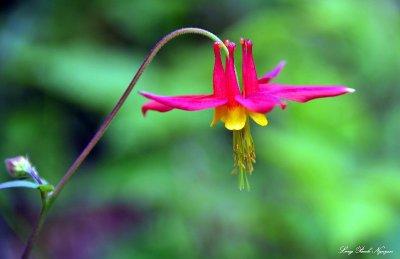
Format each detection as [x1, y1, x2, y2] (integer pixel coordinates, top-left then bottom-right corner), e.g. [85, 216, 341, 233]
[232, 120, 255, 191]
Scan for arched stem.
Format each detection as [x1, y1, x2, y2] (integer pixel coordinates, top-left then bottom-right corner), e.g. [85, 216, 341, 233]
[22, 27, 226, 258]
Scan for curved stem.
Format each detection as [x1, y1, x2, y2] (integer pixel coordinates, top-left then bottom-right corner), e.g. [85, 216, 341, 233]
[52, 27, 226, 200]
[22, 27, 225, 258]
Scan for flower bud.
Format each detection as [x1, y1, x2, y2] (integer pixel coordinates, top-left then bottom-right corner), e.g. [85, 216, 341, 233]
[5, 156, 34, 178]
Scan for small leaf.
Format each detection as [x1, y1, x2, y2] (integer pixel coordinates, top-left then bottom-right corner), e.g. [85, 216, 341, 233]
[0, 180, 40, 190]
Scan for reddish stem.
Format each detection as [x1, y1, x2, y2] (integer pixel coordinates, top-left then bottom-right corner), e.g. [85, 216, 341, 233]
[21, 27, 225, 258]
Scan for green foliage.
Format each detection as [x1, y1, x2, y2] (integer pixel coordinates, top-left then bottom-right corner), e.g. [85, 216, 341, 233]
[0, 0, 399, 258]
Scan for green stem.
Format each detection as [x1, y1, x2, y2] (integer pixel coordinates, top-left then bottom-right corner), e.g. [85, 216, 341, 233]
[21, 27, 226, 258]
[21, 193, 50, 259]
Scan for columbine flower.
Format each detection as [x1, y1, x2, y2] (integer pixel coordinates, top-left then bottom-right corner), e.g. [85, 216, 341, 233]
[139, 39, 354, 190]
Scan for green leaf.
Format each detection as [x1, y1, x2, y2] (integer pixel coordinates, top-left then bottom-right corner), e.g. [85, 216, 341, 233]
[0, 180, 40, 190]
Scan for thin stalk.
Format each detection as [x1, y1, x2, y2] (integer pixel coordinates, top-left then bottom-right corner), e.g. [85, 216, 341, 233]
[52, 28, 226, 201]
[21, 203, 49, 259]
[22, 27, 226, 258]
[22, 192, 50, 259]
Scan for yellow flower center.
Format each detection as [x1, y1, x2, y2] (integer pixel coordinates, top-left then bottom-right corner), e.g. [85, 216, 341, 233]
[210, 105, 268, 130]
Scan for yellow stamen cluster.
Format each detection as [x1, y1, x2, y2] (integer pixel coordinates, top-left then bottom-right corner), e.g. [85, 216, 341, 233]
[211, 106, 268, 190]
[211, 106, 268, 130]
[232, 120, 256, 191]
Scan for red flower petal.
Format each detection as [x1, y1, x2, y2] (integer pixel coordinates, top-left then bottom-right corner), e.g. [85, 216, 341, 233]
[213, 42, 226, 97]
[258, 61, 286, 84]
[235, 94, 284, 113]
[224, 41, 241, 105]
[262, 84, 354, 102]
[241, 39, 259, 96]
[140, 92, 227, 111]
[141, 101, 173, 116]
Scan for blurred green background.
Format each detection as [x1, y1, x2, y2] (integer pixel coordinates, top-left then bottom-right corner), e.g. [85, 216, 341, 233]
[1, 0, 399, 258]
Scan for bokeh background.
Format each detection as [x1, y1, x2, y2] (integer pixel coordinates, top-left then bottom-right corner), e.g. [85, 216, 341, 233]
[1, 0, 399, 258]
